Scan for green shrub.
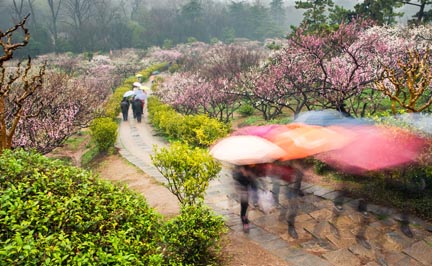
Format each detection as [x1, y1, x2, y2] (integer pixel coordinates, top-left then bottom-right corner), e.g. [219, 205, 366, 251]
[183, 115, 230, 147]
[162, 204, 226, 266]
[168, 63, 180, 73]
[90, 117, 118, 152]
[147, 97, 176, 130]
[0, 149, 163, 265]
[151, 142, 221, 205]
[237, 103, 254, 117]
[148, 99, 229, 147]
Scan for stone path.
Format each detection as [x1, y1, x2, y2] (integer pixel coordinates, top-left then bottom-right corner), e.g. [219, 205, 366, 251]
[116, 89, 432, 266]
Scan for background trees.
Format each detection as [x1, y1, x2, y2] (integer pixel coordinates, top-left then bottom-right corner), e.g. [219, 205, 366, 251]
[0, 0, 428, 56]
[0, 16, 127, 154]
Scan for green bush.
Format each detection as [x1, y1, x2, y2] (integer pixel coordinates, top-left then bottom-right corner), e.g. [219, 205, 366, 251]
[237, 103, 254, 117]
[0, 149, 164, 265]
[90, 117, 118, 152]
[151, 142, 221, 205]
[148, 98, 229, 147]
[168, 63, 180, 73]
[181, 115, 229, 147]
[162, 204, 226, 265]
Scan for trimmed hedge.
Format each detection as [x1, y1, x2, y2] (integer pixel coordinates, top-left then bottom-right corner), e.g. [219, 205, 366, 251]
[0, 149, 227, 265]
[0, 149, 164, 265]
[90, 117, 118, 152]
[147, 97, 230, 147]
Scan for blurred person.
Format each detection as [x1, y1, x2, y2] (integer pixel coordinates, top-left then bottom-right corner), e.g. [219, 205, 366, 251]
[268, 160, 304, 239]
[232, 164, 260, 233]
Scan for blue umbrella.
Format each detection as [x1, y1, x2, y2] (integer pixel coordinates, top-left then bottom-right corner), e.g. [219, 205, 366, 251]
[294, 110, 372, 126]
[134, 89, 147, 100]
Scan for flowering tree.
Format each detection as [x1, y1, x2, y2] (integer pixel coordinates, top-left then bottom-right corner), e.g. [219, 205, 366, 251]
[156, 43, 264, 122]
[288, 19, 383, 116]
[0, 15, 45, 154]
[155, 73, 242, 123]
[364, 24, 432, 114]
[375, 49, 432, 114]
[1, 17, 115, 154]
[239, 46, 318, 119]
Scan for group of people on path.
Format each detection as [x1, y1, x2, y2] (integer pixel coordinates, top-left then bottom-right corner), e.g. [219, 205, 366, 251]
[232, 160, 417, 243]
[232, 161, 304, 237]
[121, 82, 148, 123]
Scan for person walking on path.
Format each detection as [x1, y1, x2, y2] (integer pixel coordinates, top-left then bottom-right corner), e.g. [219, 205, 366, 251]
[120, 97, 130, 121]
[269, 161, 304, 239]
[232, 164, 260, 233]
[133, 98, 143, 123]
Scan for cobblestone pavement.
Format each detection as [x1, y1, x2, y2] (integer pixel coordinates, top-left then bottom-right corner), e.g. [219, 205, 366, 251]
[117, 96, 432, 266]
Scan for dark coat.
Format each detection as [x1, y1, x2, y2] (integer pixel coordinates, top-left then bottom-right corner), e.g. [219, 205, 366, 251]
[120, 99, 130, 113]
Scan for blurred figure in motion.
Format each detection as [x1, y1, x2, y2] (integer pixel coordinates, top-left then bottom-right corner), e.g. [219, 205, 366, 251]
[232, 164, 260, 233]
[269, 160, 304, 239]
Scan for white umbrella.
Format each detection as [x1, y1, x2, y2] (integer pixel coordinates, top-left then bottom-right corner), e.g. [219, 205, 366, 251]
[123, 90, 135, 97]
[209, 135, 286, 165]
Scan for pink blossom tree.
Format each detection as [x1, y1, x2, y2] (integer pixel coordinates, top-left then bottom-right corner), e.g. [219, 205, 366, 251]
[156, 43, 264, 122]
[0, 15, 45, 154]
[1, 17, 116, 154]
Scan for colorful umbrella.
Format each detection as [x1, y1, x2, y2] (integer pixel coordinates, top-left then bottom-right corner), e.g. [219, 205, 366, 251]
[209, 135, 287, 165]
[134, 89, 147, 100]
[315, 125, 426, 173]
[294, 109, 372, 126]
[231, 124, 282, 138]
[265, 123, 356, 161]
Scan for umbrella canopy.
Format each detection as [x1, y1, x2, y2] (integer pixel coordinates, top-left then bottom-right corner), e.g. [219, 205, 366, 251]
[294, 110, 372, 126]
[231, 124, 282, 138]
[123, 90, 135, 97]
[315, 125, 426, 173]
[209, 135, 286, 165]
[266, 123, 356, 161]
[133, 82, 142, 88]
[134, 89, 147, 100]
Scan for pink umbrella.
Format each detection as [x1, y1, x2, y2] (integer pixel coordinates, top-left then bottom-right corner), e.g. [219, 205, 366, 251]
[315, 125, 426, 173]
[264, 123, 356, 161]
[209, 135, 286, 165]
[231, 124, 282, 138]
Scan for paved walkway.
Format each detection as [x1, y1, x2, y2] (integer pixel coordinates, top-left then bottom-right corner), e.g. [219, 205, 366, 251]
[116, 91, 432, 266]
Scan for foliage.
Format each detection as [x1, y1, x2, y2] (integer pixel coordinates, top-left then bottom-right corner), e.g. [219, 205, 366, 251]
[147, 97, 229, 147]
[237, 103, 255, 117]
[353, 0, 404, 25]
[0, 149, 164, 265]
[180, 115, 230, 147]
[151, 142, 221, 205]
[294, 0, 336, 34]
[161, 204, 226, 265]
[89, 117, 118, 153]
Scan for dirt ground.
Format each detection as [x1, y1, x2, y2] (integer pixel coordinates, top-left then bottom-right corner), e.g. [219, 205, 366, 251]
[93, 154, 290, 266]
